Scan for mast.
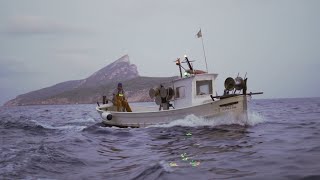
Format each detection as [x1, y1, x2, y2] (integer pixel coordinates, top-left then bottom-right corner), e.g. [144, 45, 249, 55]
[184, 55, 193, 71]
[197, 28, 208, 73]
[175, 58, 183, 78]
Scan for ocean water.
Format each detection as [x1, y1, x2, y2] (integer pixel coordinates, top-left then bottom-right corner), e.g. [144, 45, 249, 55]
[0, 98, 320, 180]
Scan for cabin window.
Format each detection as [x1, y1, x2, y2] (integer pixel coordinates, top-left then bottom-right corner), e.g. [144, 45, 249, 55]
[175, 86, 185, 99]
[196, 80, 213, 95]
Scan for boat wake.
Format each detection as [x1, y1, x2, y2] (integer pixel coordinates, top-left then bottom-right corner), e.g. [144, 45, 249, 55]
[150, 111, 265, 128]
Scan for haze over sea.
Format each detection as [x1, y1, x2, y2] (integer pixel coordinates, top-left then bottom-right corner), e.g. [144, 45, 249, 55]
[1, 98, 320, 180]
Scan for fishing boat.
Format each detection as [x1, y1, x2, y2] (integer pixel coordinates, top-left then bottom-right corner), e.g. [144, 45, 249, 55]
[96, 55, 262, 128]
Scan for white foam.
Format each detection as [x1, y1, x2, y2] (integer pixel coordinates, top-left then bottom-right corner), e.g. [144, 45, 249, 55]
[31, 120, 87, 132]
[246, 111, 265, 126]
[150, 112, 265, 128]
[68, 118, 96, 123]
[50, 125, 87, 131]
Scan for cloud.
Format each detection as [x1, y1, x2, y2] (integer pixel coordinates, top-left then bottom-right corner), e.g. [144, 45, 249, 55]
[4, 15, 91, 35]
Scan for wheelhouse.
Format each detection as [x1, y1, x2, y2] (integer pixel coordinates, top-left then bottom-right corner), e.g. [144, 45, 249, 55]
[173, 73, 218, 109]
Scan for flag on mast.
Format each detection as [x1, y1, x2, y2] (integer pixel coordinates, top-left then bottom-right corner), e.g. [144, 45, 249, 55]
[196, 29, 202, 38]
[196, 28, 208, 73]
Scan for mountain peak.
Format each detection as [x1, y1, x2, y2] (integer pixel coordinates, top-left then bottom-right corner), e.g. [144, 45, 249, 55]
[115, 54, 130, 63]
[81, 55, 139, 87]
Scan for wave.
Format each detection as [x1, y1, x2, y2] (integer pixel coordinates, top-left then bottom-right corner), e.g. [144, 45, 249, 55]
[0, 114, 92, 134]
[31, 120, 87, 132]
[68, 118, 96, 123]
[149, 111, 265, 128]
[0, 117, 48, 133]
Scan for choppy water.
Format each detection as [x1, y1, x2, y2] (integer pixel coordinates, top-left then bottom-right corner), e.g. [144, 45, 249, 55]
[1, 98, 320, 180]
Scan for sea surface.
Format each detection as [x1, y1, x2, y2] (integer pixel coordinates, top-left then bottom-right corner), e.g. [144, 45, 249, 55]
[1, 98, 320, 180]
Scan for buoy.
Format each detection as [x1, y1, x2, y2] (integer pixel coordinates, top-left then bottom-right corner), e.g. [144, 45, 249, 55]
[102, 112, 112, 120]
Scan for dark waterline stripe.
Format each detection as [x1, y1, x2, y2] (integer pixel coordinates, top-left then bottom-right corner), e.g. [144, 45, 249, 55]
[219, 101, 239, 107]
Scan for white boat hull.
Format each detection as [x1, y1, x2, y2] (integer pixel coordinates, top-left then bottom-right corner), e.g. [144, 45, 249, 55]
[96, 95, 248, 128]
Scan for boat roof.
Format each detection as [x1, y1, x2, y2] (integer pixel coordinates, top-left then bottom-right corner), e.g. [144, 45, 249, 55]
[172, 73, 218, 82]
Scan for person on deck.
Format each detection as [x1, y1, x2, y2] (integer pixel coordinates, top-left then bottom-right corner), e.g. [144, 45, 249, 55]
[112, 83, 132, 112]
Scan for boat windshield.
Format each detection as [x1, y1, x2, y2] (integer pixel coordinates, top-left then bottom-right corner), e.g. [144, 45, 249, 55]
[196, 80, 213, 95]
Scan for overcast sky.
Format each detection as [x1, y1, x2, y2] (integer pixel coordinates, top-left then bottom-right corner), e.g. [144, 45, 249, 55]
[0, 0, 319, 105]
